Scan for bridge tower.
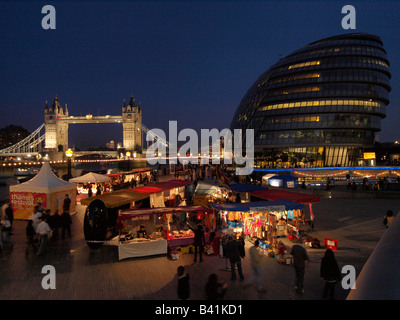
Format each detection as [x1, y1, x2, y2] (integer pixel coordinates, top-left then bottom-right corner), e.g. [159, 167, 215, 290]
[122, 94, 142, 152]
[44, 96, 69, 151]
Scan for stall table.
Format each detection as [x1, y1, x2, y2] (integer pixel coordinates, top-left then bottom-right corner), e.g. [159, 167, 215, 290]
[168, 233, 210, 248]
[118, 238, 168, 260]
[117, 205, 213, 260]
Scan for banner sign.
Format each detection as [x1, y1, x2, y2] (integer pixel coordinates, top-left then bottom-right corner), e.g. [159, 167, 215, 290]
[10, 191, 48, 219]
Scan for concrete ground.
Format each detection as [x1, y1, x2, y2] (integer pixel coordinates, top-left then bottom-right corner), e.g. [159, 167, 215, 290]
[1, 196, 399, 301]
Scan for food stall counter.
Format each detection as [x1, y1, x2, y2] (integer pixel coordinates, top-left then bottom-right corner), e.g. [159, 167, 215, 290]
[118, 238, 168, 260]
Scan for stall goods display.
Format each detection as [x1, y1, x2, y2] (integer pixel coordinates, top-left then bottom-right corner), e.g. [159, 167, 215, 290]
[169, 230, 194, 239]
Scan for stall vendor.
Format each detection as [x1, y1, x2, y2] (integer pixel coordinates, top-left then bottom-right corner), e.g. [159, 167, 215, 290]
[276, 241, 286, 264]
[137, 225, 149, 239]
[278, 217, 287, 225]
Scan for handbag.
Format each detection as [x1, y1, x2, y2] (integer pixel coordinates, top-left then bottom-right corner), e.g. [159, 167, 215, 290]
[48, 229, 53, 239]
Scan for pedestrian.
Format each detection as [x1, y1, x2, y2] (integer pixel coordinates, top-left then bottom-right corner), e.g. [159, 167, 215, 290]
[205, 273, 227, 300]
[44, 209, 51, 221]
[223, 235, 244, 281]
[36, 215, 51, 256]
[96, 185, 101, 196]
[63, 194, 71, 213]
[61, 210, 72, 239]
[187, 223, 206, 262]
[4, 201, 14, 234]
[290, 237, 310, 296]
[1, 199, 9, 219]
[320, 249, 341, 300]
[31, 205, 42, 232]
[88, 185, 93, 198]
[1, 216, 13, 247]
[177, 266, 190, 300]
[47, 210, 59, 240]
[243, 239, 266, 292]
[235, 193, 241, 203]
[383, 210, 395, 228]
[25, 220, 37, 255]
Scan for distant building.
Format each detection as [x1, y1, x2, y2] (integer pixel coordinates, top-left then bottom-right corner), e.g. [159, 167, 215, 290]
[0, 125, 30, 149]
[231, 33, 391, 167]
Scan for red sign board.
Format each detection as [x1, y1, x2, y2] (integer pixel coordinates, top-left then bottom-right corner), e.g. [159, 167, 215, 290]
[324, 238, 338, 250]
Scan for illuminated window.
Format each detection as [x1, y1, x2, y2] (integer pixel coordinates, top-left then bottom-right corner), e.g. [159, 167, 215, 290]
[258, 99, 382, 112]
[288, 61, 320, 69]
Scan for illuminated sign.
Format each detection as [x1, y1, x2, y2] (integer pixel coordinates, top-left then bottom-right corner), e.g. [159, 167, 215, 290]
[363, 152, 376, 160]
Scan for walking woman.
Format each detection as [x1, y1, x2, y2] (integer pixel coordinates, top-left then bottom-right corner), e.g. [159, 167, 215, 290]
[320, 249, 341, 300]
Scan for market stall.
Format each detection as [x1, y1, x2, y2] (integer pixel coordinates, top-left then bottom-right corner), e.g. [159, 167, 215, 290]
[10, 161, 77, 219]
[262, 174, 277, 186]
[193, 180, 230, 205]
[106, 167, 151, 180]
[211, 200, 306, 261]
[268, 175, 299, 188]
[116, 205, 213, 260]
[211, 200, 304, 241]
[228, 183, 268, 203]
[250, 189, 320, 231]
[69, 172, 112, 195]
[80, 189, 150, 208]
[132, 180, 192, 207]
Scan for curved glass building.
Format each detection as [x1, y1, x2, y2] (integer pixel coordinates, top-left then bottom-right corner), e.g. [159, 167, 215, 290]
[231, 33, 391, 167]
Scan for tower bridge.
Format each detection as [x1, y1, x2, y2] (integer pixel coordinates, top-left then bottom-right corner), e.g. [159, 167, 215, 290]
[0, 94, 169, 160]
[44, 95, 142, 152]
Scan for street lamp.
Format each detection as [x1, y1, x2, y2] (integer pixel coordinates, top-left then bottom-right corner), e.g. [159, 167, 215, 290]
[65, 148, 73, 180]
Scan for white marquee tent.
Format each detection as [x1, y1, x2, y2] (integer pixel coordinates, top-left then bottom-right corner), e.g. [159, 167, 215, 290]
[69, 172, 111, 184]
[9, 161, 77, 219]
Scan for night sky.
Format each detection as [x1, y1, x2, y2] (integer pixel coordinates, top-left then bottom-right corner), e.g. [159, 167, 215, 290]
[1, 0, 400, 150]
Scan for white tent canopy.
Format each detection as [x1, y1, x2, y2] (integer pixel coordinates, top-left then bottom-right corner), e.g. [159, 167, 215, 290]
[262, 174, 277, 185]
[10, 161, 75, 194]
[69, 172, 111, 184]
[9, 161, 77, 219]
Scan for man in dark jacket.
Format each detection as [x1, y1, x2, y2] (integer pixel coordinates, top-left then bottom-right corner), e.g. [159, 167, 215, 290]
[61, 210, 72, 239]
[63, 194, 71, 213]
[223, 236, 244, 281]
[177, 266, 190, 300]
[290, 238, 310, 296]
[192, 224, 206, 262]
[5, 201, 14, 234]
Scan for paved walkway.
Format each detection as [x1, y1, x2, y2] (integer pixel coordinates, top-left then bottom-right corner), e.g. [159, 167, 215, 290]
[1, 196, 399, 300]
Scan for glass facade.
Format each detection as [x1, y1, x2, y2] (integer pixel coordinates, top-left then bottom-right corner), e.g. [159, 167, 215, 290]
[230, 33, 391, 167]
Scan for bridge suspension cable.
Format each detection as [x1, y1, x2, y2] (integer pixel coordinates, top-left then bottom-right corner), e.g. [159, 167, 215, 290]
[0, 123, 45, 155]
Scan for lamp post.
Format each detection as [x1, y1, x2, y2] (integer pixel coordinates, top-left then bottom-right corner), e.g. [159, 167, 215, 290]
[65, 148, 73, 181]
[126, 151, 131, 171]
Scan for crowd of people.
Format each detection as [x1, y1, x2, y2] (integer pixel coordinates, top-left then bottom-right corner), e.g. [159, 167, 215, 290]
[0, 194, 73, 257]
[78, 171, 160, 198]
[1, 163, 399, 300]
[174, 234, 344, 300]
[173, 199, 398, 300]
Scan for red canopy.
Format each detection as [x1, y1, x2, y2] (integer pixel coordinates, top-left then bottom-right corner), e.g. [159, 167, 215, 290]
[131, 180, 192, 194]
[250, 189, 320, 204]
[117, 205, 212, 222]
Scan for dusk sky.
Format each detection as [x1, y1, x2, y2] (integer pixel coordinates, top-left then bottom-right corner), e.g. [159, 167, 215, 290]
[1, 0, 400, 149]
